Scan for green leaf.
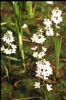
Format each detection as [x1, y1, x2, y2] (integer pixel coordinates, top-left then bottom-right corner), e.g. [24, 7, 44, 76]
[5, 56, 21, 62]
[54, 37, 62, 69]
[61, 79, 66, 87]
[4, 65, 9, 79]
[22, 79, 36, 90]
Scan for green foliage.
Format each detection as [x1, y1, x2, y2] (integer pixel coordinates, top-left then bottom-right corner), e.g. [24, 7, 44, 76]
[47, 91, 57, 100]
[26, 1, 34, 18]
[61, 79, 66, 88]
[22, 79, 36, 90]
[13, 90, 28, 98]
[1, 83, 12, 95]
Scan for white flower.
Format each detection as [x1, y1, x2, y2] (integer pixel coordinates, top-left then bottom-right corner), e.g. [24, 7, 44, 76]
[46, 27, 54, 36]
[33, 52, 38, 58]
[2, 30, 14, 44]
[1, 44, 17, 55]
[11, 44, 17, 49]
[4, 48, 12, 55]
[35, 70, 42, 78]
[36, 60, 44, 70]
[10, 44, 17, 54]
[32, 46, 47, 59]
[38, 47, 47, 58]
[43, 19, 52, 27]
[31, 33, 46, 44]
[1, 43, 17, 55]
[42, 65, 53, 80]
[11, 49, 16, 53]
[1, 46, 5, 51]
[11, 48, 16, 54]
[46, 84, 53, 91]
[51, 15, 62, 25]
[52, 7, 62, 16]
[42, 46, 47, 52]
[1, 30, 17, 55]
[36, 61, 44, 77]
[34, 82, 40, 88]
[35, 60, 53, 80]
[51, 8, 62, 25]
[22, 24, 28, 28]
[46, 1, 53, 4]
[31, 46, 37, 50]
[44, 60, 51, 66]
[38, 51, 46, 59]
[56, 33, 60, 36]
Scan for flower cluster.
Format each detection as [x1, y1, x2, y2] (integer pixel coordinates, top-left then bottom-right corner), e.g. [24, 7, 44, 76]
[31, 28, 46, 44]
[51, 7, 62, 25]
[31, 46, 47, 59]
[1, 30, 17, 55]
[31, 28, 53, 91]
[43, 19, 54, 36]
[35, 59, 53, 80]
[31, 33, 46, 44]
[43, 7, 62, 36]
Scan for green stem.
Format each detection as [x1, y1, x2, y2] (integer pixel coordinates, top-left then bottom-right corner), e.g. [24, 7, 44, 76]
[26, 1, 34, 18]
[54, 35, 62, 71]
[12, 2, 25, 70]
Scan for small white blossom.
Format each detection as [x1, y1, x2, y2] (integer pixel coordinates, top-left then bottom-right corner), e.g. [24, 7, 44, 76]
[56, 33, 60, 36]
[39, 47, 47, 58]
[42, 46, 47, 52]
[44, 60, 51, 66]
[11, 49, 16, 53]
[46, 27, 54, 36]
[51, 7, 62, 25]
[35, 70, 42, 78]
[34, 82, 40, 89]
[43, 19, 52, 27]
[11, 44, 17, 54]
[31, 46, 37, 50]
[52, 7, 62, 16]
[4, 48, 12, 55]
[46, 1, 53, 4]
[38, 51, 46, 59]
[33, 52, 38, 58]
[51, 15, 62, 25]
[1, 46, 5, 51]
[22, 24, 28, 28]
[46, 84, 53, 91]
[32, 47, 47, 59]
[31, 33, 46, 44]
[11, 44, 17, 50]
[2, 30, 14, 44]
[42, 65, 53, 80]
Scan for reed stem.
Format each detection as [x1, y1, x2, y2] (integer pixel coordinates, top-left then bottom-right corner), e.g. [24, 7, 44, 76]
[12, 2, 25, 71]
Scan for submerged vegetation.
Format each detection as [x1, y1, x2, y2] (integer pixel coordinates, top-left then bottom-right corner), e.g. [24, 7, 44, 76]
[1, 1, 66, 100]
